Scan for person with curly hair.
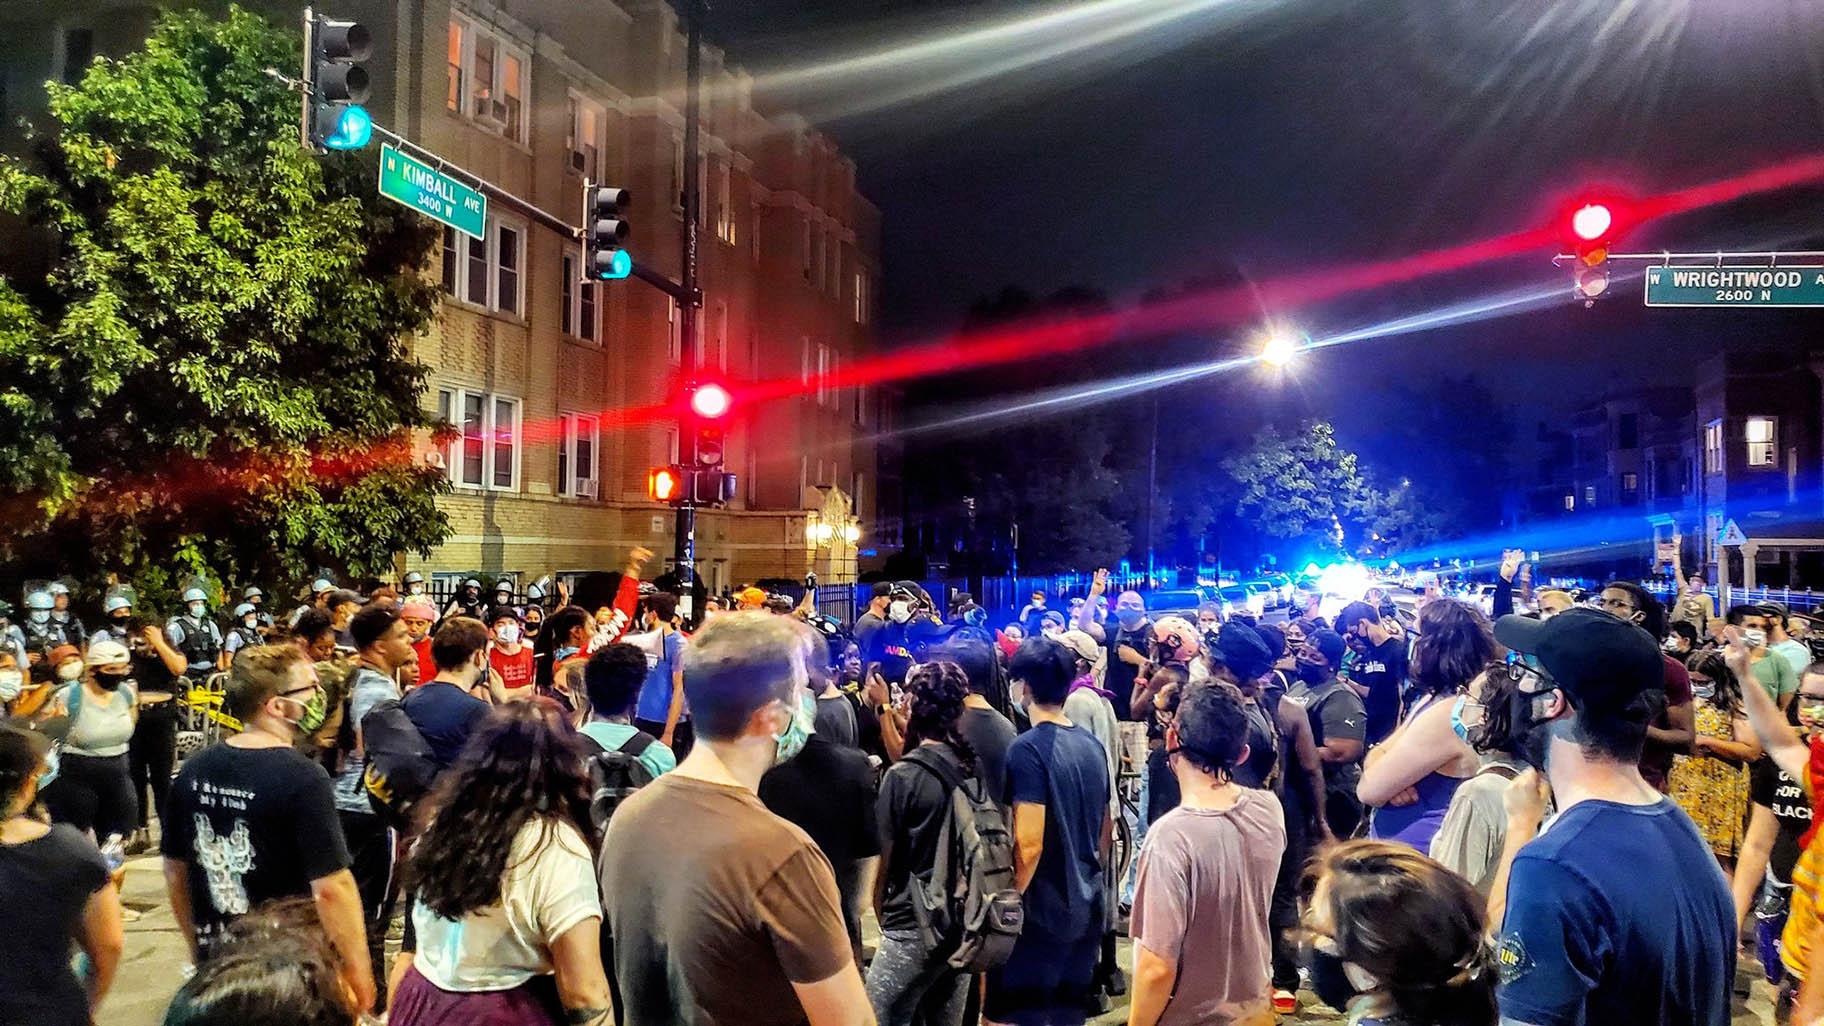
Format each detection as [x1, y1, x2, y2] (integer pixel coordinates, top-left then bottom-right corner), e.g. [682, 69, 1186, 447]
[389, 702, 612, 1026]
[1298, 840, 1497, 1026]
[163, 899, 359, 1026]
[867, 660, 980, 1026]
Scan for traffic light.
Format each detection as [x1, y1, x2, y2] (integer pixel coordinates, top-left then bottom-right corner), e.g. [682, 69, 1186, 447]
[1565, 198, 1618, 303]
[688, 381, 731, 469]
[307, 16, 373, 151]
[587, 187, 631, 280]
[648, 465, 684, 505]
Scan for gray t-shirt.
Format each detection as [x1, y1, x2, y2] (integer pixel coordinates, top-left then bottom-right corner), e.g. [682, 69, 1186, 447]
[1131, 789, 1286, 1026]
[1063, 687, 1120, 817]
[1429, 757, 1523, 896]
[332, 666, 401, 815]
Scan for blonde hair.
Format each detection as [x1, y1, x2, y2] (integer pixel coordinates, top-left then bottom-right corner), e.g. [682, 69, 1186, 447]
[227, 645, 306, 721]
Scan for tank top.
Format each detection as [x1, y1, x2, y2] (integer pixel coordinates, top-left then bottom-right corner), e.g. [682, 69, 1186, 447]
[1368, 692, 1467, 852]
[63, 683, 136, 758]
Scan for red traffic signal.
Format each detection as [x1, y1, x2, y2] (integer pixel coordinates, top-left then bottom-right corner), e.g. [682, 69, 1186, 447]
[688, 382, 732, 420]
[1570, 203, 1612, 243]
[648, 466, 684, 504]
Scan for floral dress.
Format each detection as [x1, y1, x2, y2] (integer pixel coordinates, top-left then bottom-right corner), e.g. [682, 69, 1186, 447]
[1668, 701, 1750, 858]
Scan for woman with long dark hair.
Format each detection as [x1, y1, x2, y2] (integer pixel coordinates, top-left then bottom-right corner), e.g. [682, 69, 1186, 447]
[390, 702, 613, 1026]
[868, 660, 980, 1026]
[534, 606, 595, 724]
[1358, 599, 1498, 852]
[1669, 649, 1760, 870]
[1300, 840, 1496, 1026]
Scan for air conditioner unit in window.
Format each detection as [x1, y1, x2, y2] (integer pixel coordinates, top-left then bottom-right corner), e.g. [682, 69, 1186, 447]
[471, 92, 492, 119]
[576, 478, 598, 499]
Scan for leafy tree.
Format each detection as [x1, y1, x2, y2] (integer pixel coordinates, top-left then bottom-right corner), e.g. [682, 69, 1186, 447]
[1222, 421, 1370, 551]
[0, 6, 448, 606]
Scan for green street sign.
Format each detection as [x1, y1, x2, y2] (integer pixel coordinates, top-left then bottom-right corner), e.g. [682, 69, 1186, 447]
[1644, 265, 1824, 307]
[377, 143, 486, 240]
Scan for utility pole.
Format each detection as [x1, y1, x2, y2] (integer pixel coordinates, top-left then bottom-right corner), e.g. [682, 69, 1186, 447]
[674, 0, 706, 622]
[1145, 394, 1158, 585]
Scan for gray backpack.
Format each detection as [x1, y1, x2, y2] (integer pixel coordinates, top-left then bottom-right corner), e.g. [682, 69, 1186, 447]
[901, 748, 1024, 971]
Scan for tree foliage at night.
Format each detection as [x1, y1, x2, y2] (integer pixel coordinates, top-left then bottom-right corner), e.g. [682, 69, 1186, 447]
[1222, 421, 1372, 551]
[0, 7, 449, 604]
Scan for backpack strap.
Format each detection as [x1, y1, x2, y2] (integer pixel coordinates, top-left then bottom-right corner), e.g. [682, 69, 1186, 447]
[902, 745, 966, 794]
[618, 731, 656, 757]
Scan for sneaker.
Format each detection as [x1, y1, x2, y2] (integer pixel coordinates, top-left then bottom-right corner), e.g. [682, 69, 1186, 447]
[1104, 966, 1127, 997]
[123, 830, 152, 857]
[1272, 990, 1297, 1014]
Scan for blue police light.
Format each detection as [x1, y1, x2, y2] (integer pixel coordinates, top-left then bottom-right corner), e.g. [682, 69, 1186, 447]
[599, 248, 632, 280]
[323, 104, 373, 150]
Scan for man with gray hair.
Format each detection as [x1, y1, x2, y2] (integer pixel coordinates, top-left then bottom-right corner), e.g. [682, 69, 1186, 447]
[599, 612, 876, 1026]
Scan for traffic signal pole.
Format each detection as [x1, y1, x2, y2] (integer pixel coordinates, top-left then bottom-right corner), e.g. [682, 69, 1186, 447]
[674, 0, 706, 622]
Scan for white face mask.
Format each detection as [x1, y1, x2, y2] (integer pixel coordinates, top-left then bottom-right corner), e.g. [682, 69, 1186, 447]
[27, 610, 48, 625]
[244, 616, 259, 629]
[407, 584, 425, 596]
[497, 623, 521, 645]
[56, 662, 83, 682]
[187, 601, 206, 618]
[1743, 628, 1768, 649]
[889, 600, 912, 624]
[0, 669, 20, 701]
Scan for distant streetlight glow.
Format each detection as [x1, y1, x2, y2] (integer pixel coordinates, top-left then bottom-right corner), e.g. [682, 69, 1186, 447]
[1571, 203, 1612, 242]
[1260, 330, 1300, 367]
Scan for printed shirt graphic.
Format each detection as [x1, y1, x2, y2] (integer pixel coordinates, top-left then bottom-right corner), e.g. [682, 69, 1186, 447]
[161, 745, 350, 954]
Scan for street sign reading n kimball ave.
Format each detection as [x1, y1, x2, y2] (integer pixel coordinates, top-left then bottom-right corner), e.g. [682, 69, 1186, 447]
[377, 143, 487, 240]
[1645, 265, 1824, 307]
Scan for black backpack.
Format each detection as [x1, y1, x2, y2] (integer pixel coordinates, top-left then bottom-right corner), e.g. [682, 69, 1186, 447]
[900, 747, 1024, 972]
[586, 730, 657, 831]
[361, 690, 439, 828]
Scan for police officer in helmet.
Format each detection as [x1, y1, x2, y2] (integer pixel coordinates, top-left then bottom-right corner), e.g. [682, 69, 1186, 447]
[402, 570, 428, 598]
[167, 586, 226, 681]
[47, 582, 84, 647]
[241, 585, 274, 631]
[225, 602, 263, 659]
[444, 577, 486, 621]
[20, 589, 64, 664]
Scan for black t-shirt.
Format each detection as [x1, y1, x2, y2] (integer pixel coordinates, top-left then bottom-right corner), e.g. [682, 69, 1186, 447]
[814, 694, 859, 749]
[1351, 635, 1407, 744]
[130, 646, 177, 697]
[1234, 698, 1280, 790]
[1147, 745, 1181, 823]
[404, 681, 492, 770]
[853, 612, 886, 666]
[958, 704, 1018, 806]
[1103, 621, 1152, 722]
[0, 824, 109, 1026]
[1753, 758, 1814, 882]
[161, 744, 351, 956]
[874, 742, 967, 934]
[759, 734, 879, 871]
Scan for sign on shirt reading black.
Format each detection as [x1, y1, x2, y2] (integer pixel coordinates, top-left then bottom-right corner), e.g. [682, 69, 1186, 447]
[160, 745, 351, 956]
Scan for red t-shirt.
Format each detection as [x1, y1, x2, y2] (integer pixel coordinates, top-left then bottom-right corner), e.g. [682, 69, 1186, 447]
[410, 636, 435, 687]
[490, 646, 536, 694]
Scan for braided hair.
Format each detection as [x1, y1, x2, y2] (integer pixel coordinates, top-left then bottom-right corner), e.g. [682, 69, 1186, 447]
[904, 660, 977, 775]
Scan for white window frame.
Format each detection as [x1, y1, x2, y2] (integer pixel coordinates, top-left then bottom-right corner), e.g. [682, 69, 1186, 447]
[451, 17, 529, 143]
[853, 270, 869, 324]
[826, 230, 839, 296]
[715, 161, 734, 244]
[800, 336, 811, 384]
[1583, 485, 1596, 505]
[441, 217, 524, 315]
[557, 412, 600, 498]
[562, 250, 599, 343]
[1704, 419, 1723, 475]
[665, 426, 680, 466]
[438, 387, 521, 492]
[445, 20, 464, 112]
[854, 384, 867, 427]
[816, 344, 831, 405]
[1747, 416, 1778, 468]
[566, 92, 605, 179]
[852, 470, 865, 521]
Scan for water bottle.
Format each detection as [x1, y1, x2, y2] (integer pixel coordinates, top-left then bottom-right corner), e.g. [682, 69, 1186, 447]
[100, 833, 127, 874]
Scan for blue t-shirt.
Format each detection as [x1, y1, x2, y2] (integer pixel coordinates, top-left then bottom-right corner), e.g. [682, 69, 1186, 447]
[634, 631, 686, 725]
[1497, 798, 1734, 1026]
[1004, 720, 1110, 940]
[403, 681, 491, 771]
[579, 720, 677, 781]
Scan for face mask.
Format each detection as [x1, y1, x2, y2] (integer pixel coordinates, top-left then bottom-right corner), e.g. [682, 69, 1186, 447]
[110, 613, 130, 625]
[888, 601, 912, 624]
[1692, 682, 1716, 701]
[95, 670, 130, 691]
[1662, 637, 1682, 653]
[36, 748, 60, 791]
[1743, 628, 1768, 649]
[0, 669, 21, 701]
[187, 602, 206, 618]
[524, 619, 542, 637]
[1510, 685, 1553, 772]
[407, 584, 425, 596]
[27, 610, 48, 625]
[1116, 608, 1144, 629]
[270, 693, 313, 734]
[243, 616, 259, 629]
[1296, 660, 1329, 684]
[497, 623, 521, 645]
[56, 662, 83, 682]
[1301, 940, 1368, 1014]
[1450, 694, 1479, 744]
[772, 690, 816, 766]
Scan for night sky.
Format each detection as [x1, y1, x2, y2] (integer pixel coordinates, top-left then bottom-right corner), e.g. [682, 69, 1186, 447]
[712, 0, 1824, 449]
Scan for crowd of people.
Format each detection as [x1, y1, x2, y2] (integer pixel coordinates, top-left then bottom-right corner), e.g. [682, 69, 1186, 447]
[0, 548, 1814, 1026]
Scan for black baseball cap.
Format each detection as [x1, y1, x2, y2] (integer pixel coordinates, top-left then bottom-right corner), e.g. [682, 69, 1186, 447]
[870, 582, 894, 599]
[1308, 628, 1347, 668]
[1494, 607, 1663, 718]
[1214, 622, 1273, 681]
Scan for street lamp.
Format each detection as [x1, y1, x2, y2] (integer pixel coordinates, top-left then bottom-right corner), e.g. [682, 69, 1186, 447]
[1260, 329, 1301, 368]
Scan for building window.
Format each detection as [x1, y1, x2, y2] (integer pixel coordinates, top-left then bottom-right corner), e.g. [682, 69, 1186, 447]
[1704, 419, 1723, 475]
[567, 94, 604, 178]
[1747, 416, 1778, 467]
[557, 413, 600, 498]
[451, 18, 528, 142]
[441, 218, 524, 314]
[801, 221, 813, 280]
[852, 470, 865, 521]
[853, 271, 869, 324]
[666, 297, 682, 364]
[1620, 472, 1639, 505]
[816, 345, 833, 406]
[1563, 493, 1575, 511]
[562, 252, 598, 342]
[801, 336, 811, 384]
[1583, 485, 1596, 505]
[827, 231, 840, 296]
[437, 388, 520, 490]
[446, 20, 464, 111]
[715, 162, 734, 244]
[665, 426, 680, 466]
[751, 207, 761, 262]
[854, 384, 867, 427]
[1617, 413, 1638, 449]
[713, 301, 728, 371]
[58, 28, 93, 86]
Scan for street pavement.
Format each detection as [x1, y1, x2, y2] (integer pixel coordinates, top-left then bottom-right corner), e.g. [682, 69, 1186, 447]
[105, 845, 1782, 1026]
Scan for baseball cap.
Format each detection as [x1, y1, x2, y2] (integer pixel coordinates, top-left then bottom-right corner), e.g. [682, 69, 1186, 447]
[86, 639, 131, 667]
[1055, 629, 1103, 668]
[1213, 622, 1273, 681]
[870, 581, 894, 599]
[1493, 607, 1664, 718]
[1308, 628, 1347, 668]
[892, 580, 921, 599]
[488, 604, 522, 624]
[47, 644, 81, 668]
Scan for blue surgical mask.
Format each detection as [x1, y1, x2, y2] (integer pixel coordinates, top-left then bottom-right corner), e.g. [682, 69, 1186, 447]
[1116, 608, 1144, 629]
[37, 747, 60, 791]
[554, 645, 580, 662]
[772, 690, 816, 766]
[1450, 694, 1476, 744]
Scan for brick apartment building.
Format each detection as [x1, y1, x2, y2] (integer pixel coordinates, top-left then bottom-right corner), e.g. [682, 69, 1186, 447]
[0, 0, 898, 597]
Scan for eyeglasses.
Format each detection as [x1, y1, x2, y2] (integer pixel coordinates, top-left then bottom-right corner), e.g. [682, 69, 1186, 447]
[1505, 651, 1556, 693]
[1599, 596, 1637, 613]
